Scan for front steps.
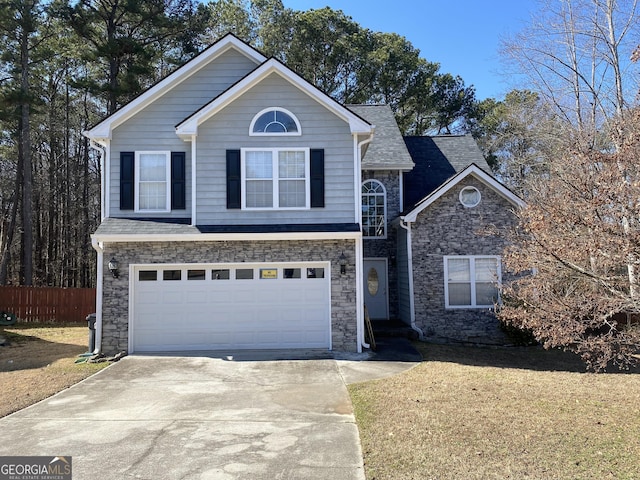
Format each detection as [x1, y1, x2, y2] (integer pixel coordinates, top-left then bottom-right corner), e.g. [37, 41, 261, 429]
[371, 319, 420, 340]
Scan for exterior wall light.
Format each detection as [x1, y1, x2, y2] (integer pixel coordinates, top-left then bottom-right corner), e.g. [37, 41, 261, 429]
[108, 258, 120, 278]
[339, 251, 347, 275]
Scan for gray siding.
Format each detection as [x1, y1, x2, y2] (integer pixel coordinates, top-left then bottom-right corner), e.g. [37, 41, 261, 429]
[195, 73, 356, 225]
[109, 49, 260, 218]
[409, 179, 516, 344]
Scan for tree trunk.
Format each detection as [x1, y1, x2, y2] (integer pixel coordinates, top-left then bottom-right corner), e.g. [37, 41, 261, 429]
[0, 189, 19, 285]
[19, 3, 33, 286]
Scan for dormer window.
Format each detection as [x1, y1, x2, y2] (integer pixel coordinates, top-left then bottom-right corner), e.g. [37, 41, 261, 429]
[250, 108, 301, 135]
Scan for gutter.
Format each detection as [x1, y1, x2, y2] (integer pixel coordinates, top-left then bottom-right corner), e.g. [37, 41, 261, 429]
[399, 218, 424, 340]
[90, 237, 104, 355]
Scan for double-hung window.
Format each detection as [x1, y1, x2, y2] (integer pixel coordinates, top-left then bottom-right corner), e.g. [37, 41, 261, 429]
[135, 151, 170, 212]
[444, 256, 501, 308]
[242, 148, 309, 209]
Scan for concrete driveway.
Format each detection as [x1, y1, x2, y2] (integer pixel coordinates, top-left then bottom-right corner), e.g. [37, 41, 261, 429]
[0, 347, 419, 480]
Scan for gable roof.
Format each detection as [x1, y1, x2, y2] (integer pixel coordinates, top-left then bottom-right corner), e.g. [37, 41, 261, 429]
[346, 105, 414, 170]
[403, 134, 491, 209]
[401, 163, 524, 223]
[84, 34, 266, 141]
[175, 58, 373, 138]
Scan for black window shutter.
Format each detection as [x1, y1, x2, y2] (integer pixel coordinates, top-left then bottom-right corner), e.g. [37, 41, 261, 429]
[120, 152, 135, 210]
[226, 150, 241, 209]
[310, 149, 325, 208]
[171, 152, 186, 210]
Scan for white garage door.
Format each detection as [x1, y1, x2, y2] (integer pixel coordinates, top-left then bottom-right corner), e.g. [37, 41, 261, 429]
[130, 262, 331, 352]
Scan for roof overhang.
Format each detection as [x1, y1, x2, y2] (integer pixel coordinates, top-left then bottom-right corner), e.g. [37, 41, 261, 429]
[401, 164, 525, 223]
[175, 58, 373, 140]
[83, 34, 266, 141]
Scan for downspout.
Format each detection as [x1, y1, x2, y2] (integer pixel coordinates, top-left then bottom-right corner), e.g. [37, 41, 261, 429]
[89, 140, 107, 221]
[399, 218, 424, 339]
[90, 236, 104, 354]
[355, 132, 374, 351]
[190, 134, 197, 225]
[399, 171, 404, 213]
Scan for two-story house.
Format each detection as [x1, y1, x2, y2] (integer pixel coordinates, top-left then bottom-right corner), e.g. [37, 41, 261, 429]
[85, 34, 523, 355]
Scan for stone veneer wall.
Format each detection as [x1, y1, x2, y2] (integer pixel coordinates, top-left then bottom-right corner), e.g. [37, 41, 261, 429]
[410, 179, 517, 344]
[100, 239, 358, 354]
[362, 170, 401, 318]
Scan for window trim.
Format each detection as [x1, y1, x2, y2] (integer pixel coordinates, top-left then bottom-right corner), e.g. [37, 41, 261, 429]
[134, 151, 171, 212]
[362, 179, 387, 239]
[459, 186, 481, 208]
[443, 255, 501, 309]
[249, 107, 302, 136]
[241, 147, 310, 210]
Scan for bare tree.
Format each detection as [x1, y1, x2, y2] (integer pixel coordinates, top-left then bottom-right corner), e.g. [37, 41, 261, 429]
[502, 0, 639, 137]
[499, 111, 640, 371]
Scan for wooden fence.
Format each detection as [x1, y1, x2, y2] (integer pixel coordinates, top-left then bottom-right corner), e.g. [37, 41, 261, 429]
[0, 286, 96, 323]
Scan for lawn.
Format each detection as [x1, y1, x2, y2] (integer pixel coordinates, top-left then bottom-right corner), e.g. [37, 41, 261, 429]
[349, 343, 640, 480]
[0, 324, 110, 418]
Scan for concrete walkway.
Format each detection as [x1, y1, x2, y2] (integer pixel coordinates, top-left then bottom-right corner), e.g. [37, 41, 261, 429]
[0, 345, 420, 480]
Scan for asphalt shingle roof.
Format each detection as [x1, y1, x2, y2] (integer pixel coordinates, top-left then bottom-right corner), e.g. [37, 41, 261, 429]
[403, 135, 491, 210]
[94, 217, 198, 236]
[347, 105, 415, 170]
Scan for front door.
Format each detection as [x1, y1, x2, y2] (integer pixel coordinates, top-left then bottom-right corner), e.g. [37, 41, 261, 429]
[363, 258, 388, 320]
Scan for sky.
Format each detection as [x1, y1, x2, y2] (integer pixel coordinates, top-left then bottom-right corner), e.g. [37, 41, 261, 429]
[283, 0, 537, 100]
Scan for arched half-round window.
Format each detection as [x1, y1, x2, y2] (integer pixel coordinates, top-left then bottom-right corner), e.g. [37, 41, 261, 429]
[250, 108, 301, 135]
[362, 180, 387, 238]
[459, 186, 481, 208]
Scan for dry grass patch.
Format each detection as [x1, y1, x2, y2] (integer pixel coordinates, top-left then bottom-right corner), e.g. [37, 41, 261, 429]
[349, 343, 640, 480]
[0, 324, 109, 418]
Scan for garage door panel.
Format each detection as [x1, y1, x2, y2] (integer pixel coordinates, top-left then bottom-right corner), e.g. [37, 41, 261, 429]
[132, 263, 331, 352]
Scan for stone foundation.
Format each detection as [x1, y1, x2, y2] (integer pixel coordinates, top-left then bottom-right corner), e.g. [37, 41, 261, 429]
[100, 239, 358, 354]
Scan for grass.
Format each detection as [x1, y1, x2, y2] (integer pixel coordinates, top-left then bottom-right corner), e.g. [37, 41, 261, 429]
[349, 343, 640, 480]
[0, 323, 110, 418]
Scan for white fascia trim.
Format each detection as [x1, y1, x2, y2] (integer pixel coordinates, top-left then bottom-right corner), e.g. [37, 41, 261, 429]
[84, 35, 266, 141]
[403, 164, 525, 223]
[91, 231, 362, 244]
[176, 60, 374, 139]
